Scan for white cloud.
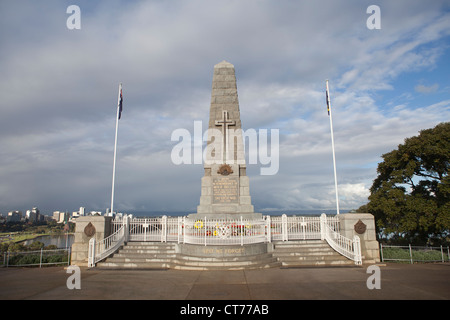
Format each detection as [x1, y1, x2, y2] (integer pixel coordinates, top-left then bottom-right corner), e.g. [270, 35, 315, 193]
[414, 83, 439, 93]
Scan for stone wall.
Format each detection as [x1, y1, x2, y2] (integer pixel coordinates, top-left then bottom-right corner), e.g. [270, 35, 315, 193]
[71, 216, 112, 266]
[337, 213, 380, 264]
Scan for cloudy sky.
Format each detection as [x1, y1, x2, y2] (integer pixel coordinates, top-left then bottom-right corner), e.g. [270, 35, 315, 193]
[1, 0, 449, 215]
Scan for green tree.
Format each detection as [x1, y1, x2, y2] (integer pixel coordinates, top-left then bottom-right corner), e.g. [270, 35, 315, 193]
[367, 122, 450, 245]
[28, 241, 45, 251]
[8, 242, 27, 252]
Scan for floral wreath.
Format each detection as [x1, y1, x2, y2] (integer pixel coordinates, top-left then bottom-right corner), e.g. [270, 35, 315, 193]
[194, 220, 203, 229]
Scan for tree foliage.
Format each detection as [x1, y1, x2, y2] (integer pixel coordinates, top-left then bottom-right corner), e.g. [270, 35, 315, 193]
[367, 122, 449, 245]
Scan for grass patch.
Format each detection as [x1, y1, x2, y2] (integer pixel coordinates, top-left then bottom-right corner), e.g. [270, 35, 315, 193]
[1, 249, 70, 267]
[382, 246, 449, 263]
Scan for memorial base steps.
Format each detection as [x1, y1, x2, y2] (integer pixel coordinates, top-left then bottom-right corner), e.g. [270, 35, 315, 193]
[96, 240, 357, 270]
[96, 242, 281, 270]
[273, 240, 356, 267]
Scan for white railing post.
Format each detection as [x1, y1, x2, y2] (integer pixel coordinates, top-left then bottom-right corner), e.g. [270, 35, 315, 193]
[144, 218, 147, 241]
[320, 213, 326, 241]
[39, 248, 43, 268]
[162, 215, 167, 242]
[123, 214, 129, 242]
[204, 216, 207, 246]
[88, 237, 96, 267]
[177, 216, 182, 244]
[265, 215, 271, 243]
[281, 214, 287, 241]
[241, 216, 244, 246]
[67, 247, 71, 266]
[301, 216, 305, 240]
[409, 244, 413, 264]
[353, 235, 362, 265]
[183, 216, 186, 244]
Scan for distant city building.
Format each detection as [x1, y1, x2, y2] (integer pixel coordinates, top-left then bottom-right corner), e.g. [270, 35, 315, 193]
[41, 215, 53, 222]
[25, 207, 41, 222]
[7, 210, 23, 222]
[79, 207, 85, 216]
[52, 211, 69, 223]
[26, 208, 39, 222]
[52, 211, 60, 221]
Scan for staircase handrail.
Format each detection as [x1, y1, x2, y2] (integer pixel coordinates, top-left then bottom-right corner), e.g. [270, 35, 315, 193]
[320, 214, 362, 265]
[88, 222, 126, 267]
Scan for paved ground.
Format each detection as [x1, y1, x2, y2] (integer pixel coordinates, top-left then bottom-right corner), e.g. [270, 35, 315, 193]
[1, 263, 449, 301]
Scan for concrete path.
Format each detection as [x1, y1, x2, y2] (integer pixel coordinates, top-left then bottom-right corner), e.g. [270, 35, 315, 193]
[1, 263, 449, 300]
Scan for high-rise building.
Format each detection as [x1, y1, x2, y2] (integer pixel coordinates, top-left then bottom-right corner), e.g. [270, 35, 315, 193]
[52, 211, 68, 223]
[53, 211, 61, 221]
[7, 210, 22, 222]
[25, 207, 40, 222]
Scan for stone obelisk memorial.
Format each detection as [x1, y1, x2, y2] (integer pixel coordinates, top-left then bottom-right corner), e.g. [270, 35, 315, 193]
[70, 60, 380, 267]
[191, 61, 260, 220]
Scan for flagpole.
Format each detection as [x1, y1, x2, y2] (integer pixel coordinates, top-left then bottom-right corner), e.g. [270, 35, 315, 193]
[110, 83, 122, 217]
[326, 80, 340, 215]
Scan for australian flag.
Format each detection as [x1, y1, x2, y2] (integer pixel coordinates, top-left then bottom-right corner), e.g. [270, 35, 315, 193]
[326, 89, 330, 116]
[118, 85, 123, 119]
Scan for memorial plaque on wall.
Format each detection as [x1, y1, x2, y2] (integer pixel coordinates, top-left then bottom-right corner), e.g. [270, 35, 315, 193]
[213, 177, 239, 204]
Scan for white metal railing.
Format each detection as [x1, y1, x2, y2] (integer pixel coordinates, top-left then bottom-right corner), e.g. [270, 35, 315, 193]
[320, 213, 362, 265]
[90, 213, 362, 267]
[270, 215, 339, 241]
[88, 220, 126, 267]
[128, 217, 163, 242]
[183, 216, 268, 246]
[121, 216, 180, 242]
[111, 214, 341, 245]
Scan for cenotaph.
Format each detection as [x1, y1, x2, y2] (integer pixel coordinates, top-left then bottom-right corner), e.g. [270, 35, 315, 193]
[70, 61, 380, 268]
[190, 61, 260, 220]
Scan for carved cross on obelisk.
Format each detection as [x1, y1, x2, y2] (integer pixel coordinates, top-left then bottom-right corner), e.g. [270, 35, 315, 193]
[215, 110, 236, 163]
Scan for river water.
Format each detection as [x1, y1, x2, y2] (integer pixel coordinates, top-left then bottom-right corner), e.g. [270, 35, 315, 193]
[22, 234, 74, 248]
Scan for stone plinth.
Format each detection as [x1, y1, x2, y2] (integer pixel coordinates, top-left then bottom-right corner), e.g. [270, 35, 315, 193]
[177, 243, 271, 258]
[337, 213, 380, 264]
[71, 216, 112, 266]
[188, 212, 262, 220]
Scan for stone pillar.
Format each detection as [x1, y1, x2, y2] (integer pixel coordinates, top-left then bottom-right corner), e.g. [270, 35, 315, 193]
[71, 216, 113, 266]
[337, 213, 380, 264]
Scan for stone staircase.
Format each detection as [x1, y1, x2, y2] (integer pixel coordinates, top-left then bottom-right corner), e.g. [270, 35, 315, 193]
[96, 240, 357, 270]
[96, 243, 177, 270]
[96, 242, 281, 270]
[272, 240, 357, 267]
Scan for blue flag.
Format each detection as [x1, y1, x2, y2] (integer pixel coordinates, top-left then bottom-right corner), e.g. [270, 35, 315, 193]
[118, 86, 123, 119]
[326, 90, 330, 116]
